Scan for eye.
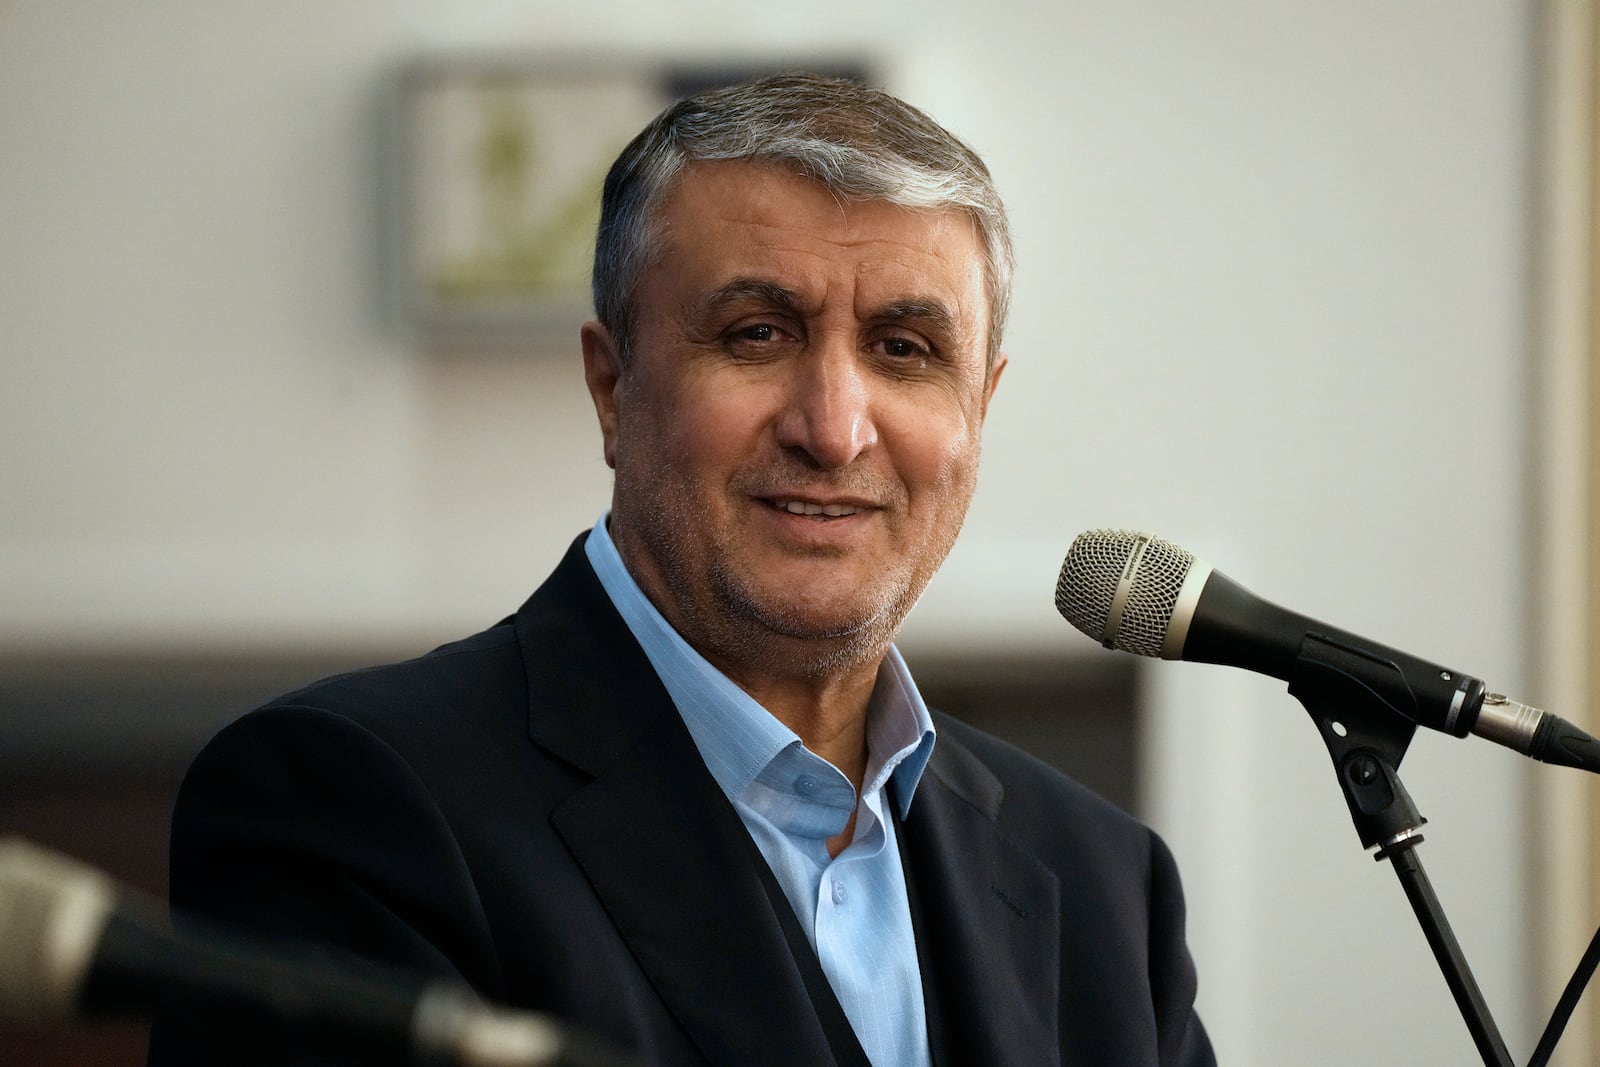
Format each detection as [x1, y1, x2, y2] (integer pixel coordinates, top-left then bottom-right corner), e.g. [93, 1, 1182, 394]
[736, 323, 777, 343]
[722, 321, 796, 355]
[873, 334, 932, 367]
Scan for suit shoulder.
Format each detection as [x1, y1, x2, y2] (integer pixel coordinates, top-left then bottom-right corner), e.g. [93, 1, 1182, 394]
[177, 619, 542, 862]
[269, 622, 522, 724]
[183, 623, 528, 779]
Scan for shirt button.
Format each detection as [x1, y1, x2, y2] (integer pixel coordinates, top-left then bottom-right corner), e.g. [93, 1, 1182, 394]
[831, 879, 848, 905]
[794, 774, 819, 796]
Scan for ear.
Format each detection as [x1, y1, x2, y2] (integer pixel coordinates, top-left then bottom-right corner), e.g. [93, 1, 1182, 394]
[581, 320, 625, 470]
[980, 352, 1007, 420]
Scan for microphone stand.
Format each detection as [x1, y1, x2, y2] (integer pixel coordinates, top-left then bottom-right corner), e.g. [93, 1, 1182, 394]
[1288, 635, 1514, 1067]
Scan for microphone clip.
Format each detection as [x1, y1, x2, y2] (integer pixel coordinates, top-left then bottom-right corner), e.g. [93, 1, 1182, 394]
[1288, 632, 1427, 854]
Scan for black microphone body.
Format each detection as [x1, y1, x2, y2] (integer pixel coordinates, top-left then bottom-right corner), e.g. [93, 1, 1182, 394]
[1056, 529, 1600, 774]
[1180, 567, 1485, 742]
[87, 905, 423, 1061]
[0, 839, 625, 1067]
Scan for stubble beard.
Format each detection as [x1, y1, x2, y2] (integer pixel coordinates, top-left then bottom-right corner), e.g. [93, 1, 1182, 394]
[703, 547, 907, 682]
[615, 433, 981, 685]
[637, 515, 903, 682]
[638, 495, 973, 685]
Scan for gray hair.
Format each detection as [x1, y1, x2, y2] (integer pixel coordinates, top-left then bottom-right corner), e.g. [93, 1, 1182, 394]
[591, 72, 1013, 371]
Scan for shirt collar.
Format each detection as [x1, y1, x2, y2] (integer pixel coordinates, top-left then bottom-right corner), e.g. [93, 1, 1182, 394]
[583, 513, 936, 816]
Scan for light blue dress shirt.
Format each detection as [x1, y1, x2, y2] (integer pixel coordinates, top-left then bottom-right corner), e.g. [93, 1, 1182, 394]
[584, 516, 936, 1067]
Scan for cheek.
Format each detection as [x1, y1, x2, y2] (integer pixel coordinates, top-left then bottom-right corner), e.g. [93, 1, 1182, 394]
[931, 439, 983, 505]
[624, 381, 772, 484]
[686, 394, 770, 465]
[887, 402, 984, 496]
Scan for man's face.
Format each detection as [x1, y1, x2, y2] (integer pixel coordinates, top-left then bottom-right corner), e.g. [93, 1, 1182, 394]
[583, 160, 1005, 681]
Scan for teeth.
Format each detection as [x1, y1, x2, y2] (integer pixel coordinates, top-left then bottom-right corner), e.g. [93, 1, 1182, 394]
[777, 500, 860, 517]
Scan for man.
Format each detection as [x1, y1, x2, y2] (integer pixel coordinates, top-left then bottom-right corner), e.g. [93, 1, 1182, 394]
[151, 73, 1214, 1066]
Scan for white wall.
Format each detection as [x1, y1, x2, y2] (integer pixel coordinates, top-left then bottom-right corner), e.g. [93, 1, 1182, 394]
[0, 2, 1548, 1063]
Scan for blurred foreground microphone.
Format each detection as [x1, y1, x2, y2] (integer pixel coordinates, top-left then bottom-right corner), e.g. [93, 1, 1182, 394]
[0, 838, 628, 1066]
[1055, 528, 1600, 773]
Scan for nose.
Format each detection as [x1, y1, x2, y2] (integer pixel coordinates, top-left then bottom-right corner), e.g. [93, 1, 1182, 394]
[773, 336, 878, 470]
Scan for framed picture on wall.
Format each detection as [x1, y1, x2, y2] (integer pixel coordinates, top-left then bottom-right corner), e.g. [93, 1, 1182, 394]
[388, 55, 872, 347]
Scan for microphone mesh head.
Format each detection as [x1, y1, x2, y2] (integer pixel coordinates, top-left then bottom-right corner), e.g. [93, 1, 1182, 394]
[1055, 529, 1196, 658]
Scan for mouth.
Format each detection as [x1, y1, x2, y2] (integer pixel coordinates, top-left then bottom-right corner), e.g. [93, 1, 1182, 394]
[769, 499, 868, 518]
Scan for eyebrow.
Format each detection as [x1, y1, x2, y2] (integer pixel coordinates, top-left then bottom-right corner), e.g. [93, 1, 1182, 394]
[704, 278, 809, 315]
[704, 279, 960, 337]
[874, 298, 959, 338]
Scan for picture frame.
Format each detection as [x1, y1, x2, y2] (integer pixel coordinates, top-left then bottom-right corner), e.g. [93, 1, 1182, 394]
[388, 55, 872, 346]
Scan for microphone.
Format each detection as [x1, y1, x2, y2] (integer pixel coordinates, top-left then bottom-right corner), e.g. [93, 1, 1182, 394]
[0, 837, 630, 1066]
[1055, 528, 1600, 773]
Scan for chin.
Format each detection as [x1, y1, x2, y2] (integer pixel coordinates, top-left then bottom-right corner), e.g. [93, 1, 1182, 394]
[727, 581, 909, 643]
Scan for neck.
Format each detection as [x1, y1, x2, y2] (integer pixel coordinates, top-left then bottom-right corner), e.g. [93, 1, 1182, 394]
[716, 657, 882, 792]
[606, 520, 896, 789]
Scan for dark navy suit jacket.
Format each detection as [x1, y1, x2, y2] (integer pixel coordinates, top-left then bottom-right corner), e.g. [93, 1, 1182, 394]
[150, 536, 1214, 1066]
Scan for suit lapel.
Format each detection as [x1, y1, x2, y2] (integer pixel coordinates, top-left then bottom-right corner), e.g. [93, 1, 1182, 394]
[899, 729, 1062, 1065]
[513, 538, 849, 1065]
[550, 720, 846, 1066]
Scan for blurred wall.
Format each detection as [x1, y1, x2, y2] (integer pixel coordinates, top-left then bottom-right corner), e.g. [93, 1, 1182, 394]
[0, 2, 1548, 1064]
